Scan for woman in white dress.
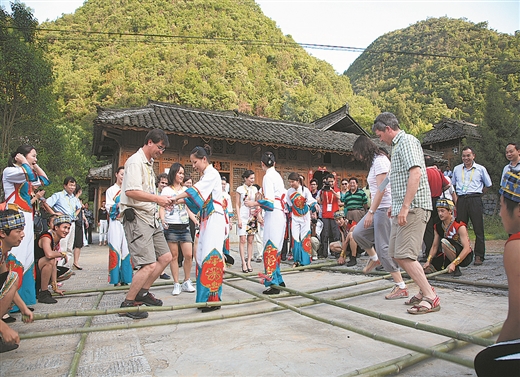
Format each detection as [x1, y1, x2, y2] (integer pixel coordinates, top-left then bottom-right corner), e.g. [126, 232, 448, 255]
[2, 145, 50, 306]
[285, 172, 317, 267]
[172, 146, 225, 312]
[245, 152, 286, 295]
[235, 170, 257, 273]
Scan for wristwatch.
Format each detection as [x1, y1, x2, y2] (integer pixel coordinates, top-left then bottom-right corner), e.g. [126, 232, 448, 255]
[368, 209, 374, 214]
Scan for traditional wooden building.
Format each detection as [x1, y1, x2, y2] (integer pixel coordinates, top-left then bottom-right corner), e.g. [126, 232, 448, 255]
[91, 101, 371, 202]
[422, 118, 481, 168]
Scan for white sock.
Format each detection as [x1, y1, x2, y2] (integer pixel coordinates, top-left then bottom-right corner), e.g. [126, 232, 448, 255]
[397, 282, 406, 289]
[370, 255, 379, 261]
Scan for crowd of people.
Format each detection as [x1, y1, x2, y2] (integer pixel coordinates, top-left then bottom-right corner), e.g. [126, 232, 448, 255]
[0, 115, 519, 374]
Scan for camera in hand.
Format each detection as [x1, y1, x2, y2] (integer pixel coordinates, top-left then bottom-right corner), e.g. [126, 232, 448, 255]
[322, 183, 331, 191]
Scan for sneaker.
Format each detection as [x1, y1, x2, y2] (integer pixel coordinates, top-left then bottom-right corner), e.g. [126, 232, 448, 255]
[201, 306, 221, 313]
[312, 256, 318, 261]
[262, 287, 280, 295]
[37, 290, 57, 304]
[385, 286, 409, 300]
[135, 291, 163, 306]
[255, 257, 262, 263]
[375, 264, 385, 271]
[181, 279, 196, 293]
[119, 300, 148, 319]
[287, 254, 293, 261]
[474, 256, 483, 266]
[363, 259, 381, 274]
[346, 257, 357, 267]
[159, 273, 171, 280]
[172, 283, 181, 296]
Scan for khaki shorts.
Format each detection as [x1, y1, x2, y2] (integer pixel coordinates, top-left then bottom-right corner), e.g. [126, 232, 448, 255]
[123, 214, 170, 266]
[389, 208, 430, 260]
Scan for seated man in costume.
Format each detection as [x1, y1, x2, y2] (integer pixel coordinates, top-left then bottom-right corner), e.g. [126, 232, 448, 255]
[330, 211, 360, 267]
[34, 214, 72, 304]
[422, 199, 473, 277]
[0, 209, 34, 353]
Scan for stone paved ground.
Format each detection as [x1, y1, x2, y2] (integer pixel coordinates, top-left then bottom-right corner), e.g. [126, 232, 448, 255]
[0, 237, 508, 377]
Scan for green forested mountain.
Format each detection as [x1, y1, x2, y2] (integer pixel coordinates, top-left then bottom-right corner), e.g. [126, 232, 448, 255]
[346, 17, 520, 136]
[41, 0, 377, 126]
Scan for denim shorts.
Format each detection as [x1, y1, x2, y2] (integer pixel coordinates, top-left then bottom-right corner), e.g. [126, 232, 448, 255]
[164, 225, 193, 243]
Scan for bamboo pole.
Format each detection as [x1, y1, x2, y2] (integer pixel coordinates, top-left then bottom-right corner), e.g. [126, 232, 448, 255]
[20, 304, 290, 340]
[32, 297, 262, 321]
[340, 323, 502, 377]
[431, 276, 508, 290]
[223, 280, 476, 368]
[68, 292, 104, 377]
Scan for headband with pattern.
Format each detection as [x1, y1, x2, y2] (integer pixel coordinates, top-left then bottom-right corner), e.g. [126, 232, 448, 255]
[53, 215, 72, 227]
[0, 212, 25, 231]
[500, 171, 520, 203]
[436, 199, 455, 211]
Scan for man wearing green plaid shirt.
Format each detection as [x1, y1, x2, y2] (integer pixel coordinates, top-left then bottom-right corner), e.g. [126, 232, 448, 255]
[372, 112, 440, 315]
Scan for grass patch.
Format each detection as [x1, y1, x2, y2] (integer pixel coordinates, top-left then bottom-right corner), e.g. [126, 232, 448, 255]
[466, 215, 508, 241]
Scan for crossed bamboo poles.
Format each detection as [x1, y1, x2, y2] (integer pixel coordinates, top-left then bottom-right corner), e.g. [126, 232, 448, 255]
[18, 261, 504, 376]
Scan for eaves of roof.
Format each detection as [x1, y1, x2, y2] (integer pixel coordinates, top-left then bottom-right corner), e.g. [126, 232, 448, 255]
[95, 101, 359, 154]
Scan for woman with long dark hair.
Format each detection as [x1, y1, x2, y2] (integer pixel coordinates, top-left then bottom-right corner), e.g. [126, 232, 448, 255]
[171, 146, 225, 312]
[160, 162, 197, 296]
[245, 152, 286, 294]
[2, 145, 50, 306]
[351, 136, 408, 300]
[235, 169, 257, 273]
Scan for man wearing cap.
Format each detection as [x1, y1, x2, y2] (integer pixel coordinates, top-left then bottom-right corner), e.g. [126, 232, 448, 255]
[422, 199, 474, 277]
[372, 112, 439, 315]
[0, 209, 34, 353]
[451, 146, 492, 266]
[118, 129, 174, 319]
[34, 214, 71, 304]
[474, 172, 520, 376]
[330, 211, 359, 267]
[42, 177, 81, 268]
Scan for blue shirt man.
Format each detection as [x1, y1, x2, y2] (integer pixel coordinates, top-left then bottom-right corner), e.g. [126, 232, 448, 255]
[452, 146, 492, 265]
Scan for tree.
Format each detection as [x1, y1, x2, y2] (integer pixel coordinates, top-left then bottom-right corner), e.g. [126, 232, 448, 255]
[0, 2, 55, 160]
[476, 76, 516, 190]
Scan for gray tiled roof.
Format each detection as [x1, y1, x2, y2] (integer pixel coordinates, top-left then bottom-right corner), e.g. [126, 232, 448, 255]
[313, 104, 369, 136]
[422, 118, 481, 145]
[95, 101, 361, 154]
[86, 164, 112, 180]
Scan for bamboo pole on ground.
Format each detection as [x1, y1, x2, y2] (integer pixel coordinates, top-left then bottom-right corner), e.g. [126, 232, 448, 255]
[68, 292, 104, 377]
[223, 280, 476, 368]
[340, 323, 502, 377]
[431, 276, 508, 290]
[32, 297, 261, 321]
[20, 303, 287, 340]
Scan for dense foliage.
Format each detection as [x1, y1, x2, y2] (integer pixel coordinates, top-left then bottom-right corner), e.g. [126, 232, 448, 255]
[346, 17, 520, 137]
[40, 0, 377, 127]
[0, 2, 96, 196]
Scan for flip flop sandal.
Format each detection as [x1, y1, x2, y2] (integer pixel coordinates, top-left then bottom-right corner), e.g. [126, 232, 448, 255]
[407, 296, 441, 315]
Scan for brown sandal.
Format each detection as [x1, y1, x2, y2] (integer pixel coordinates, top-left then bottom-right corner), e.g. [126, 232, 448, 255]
[407, 296, 441, 314]
[404, 286, 436, 305]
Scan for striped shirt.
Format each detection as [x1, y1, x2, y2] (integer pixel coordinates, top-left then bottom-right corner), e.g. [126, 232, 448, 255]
[389, 130, 432, 216]
[341, 189, 367, 211]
